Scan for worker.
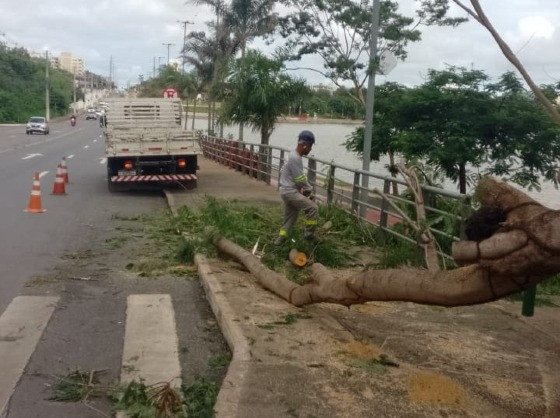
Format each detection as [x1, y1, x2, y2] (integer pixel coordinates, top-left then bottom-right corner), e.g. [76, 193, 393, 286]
[274, 130, 319, 245]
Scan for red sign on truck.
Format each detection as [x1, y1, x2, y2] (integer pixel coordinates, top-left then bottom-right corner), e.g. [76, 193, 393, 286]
[162, 87, 179, 99]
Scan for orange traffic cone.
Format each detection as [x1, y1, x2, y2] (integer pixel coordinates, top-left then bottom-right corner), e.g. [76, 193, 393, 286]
[61, 157, 69, 183]
[24, 172, 46, 213]
[52, 165, 67, 195]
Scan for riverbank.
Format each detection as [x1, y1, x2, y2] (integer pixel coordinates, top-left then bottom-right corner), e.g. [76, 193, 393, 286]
[186, 112, 363, 125]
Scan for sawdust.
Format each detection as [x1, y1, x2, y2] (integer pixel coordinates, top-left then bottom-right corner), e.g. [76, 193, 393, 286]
[350, 302, 394, 316]
[407, 371, 467, 406]
[343, 340, 383, 358]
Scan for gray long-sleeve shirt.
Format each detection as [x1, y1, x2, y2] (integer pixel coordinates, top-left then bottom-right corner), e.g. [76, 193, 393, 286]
[279, 150, 312, 195]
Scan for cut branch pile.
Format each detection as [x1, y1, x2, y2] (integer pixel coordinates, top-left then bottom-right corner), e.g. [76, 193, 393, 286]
[207, 177, 560, 307]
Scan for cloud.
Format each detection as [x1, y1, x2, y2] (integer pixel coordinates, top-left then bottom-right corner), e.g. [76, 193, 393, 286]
[0, 0, 558, 88]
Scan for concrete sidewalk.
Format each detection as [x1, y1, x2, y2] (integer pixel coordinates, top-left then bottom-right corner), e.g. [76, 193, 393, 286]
[166, 157, 560, 418]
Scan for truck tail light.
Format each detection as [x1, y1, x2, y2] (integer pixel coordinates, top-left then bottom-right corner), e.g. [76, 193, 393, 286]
[178, 159, 186, 167]
[124, 160, 134, 170]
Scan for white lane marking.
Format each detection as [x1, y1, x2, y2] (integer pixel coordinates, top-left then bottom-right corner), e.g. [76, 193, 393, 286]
[93, 139, 97, 143]
[121, 295, 181, 387]
[83, 145, 89, 149]
[99, 158, 107, 164]
[21, 153, 43, 160]
[67, 154, 75, 159]
[0, 296, 59, 415]
[39, 171, 49, 179]
[99, 135, 103, 138]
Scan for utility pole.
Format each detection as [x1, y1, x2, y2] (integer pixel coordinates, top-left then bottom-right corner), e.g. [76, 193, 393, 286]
[360, 0, 381, 216]
[45, 50, 50, 121]
[153, 57, 156, 78]
[162, 43, 174, 65]
[177, 20, 194, 74]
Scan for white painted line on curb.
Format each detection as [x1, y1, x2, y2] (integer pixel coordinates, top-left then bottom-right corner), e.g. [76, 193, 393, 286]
[39, 171, 49, 179]
[67, 154, 75, 159]
[99, 158, 107, 164]
[0, 296, 59, 415]
[121, 295, 182, 387]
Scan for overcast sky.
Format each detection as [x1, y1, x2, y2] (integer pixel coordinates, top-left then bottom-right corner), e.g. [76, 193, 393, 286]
[1, 0, 558, 89]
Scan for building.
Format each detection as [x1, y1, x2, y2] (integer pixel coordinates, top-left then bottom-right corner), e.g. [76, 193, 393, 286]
[54, 52, 85, 77]
[312, 83, 334, 94]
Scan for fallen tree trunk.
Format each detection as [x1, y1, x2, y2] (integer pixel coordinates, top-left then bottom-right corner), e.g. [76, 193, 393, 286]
[208, 177, 560, 307]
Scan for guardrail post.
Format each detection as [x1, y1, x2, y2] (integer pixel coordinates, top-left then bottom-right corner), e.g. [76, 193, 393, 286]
[378, 179, 391, 242]
[351, 172, 360, 215]
[326, 165, 335, 205]
[308, 158, 317, 192]
[249, 145, 255, 178]
[521, 285, 537, 317]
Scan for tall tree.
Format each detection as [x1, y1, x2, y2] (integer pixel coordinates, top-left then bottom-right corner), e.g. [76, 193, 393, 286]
[224, 0, 278, 141]
[346, 68, 560, 193]
[277, 0, 466, 106]
[221, 50, 308, 146]
[450, 0, 560, 125]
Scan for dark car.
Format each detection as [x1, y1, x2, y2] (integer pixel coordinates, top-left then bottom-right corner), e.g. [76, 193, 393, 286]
[26, 117, 49, 135]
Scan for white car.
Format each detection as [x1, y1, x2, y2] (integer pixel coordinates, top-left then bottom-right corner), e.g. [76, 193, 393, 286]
[26, 117, 50, 135]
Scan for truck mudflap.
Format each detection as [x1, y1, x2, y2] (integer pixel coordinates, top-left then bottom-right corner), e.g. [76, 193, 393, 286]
[110, 174, 197, 182]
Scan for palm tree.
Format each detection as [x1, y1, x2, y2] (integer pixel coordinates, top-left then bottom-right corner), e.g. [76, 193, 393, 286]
[224, 0, 277, 141]
[221, 50, 308, 181]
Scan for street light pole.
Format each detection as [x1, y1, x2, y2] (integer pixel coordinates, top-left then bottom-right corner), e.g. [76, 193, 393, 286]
[45, 50, 50, 121]
[162, 43, 175, 65]
[360, 0, 381, 216]
[177, 20, 194, 74]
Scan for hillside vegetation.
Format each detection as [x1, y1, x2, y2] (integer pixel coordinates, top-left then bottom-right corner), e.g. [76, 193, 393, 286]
[0, 43, 76, 123]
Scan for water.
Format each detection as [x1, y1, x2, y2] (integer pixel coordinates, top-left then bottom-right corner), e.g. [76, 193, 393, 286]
[191, 117, 560, 209]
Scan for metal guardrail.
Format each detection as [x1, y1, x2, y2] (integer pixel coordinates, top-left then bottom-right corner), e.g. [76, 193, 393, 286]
[199, 135, 471, 260]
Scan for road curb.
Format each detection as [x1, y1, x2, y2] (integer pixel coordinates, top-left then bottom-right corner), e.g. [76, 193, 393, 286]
[163, 189, 178, 217]
[195, 254, 251, 418]
[164, 191, 249, 417]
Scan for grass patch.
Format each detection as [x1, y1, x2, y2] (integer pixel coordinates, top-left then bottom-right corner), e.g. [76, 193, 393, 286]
[168, 198, 383, 281]
[182, 378, 218, 418]
[208, 354, 231, 369]
[50, 372, 220, 418]
[349, 354, 400, 375]
[539, 274, 560, 296]
[105, 236, 127, 249]
[49, 369, 104, 402]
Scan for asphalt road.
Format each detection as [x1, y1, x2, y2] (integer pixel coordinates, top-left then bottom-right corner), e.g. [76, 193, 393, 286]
[0, 117, 161, 314]
[0, 118, 229, 417]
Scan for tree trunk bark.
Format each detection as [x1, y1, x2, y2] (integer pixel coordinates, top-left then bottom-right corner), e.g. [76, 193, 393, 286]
[206, 177, 560, 307]
[238, 43, 246, 142]
[388, 151, 399, 196]
[459, 163, 467, 194]
[191, 98, 198, 131]
[452, 0, 560, 125]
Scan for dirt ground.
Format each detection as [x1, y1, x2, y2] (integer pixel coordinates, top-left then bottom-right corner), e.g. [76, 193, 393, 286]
[207, 257, 560, 418]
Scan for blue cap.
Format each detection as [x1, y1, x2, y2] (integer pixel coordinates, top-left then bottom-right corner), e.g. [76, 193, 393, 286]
[298, 130, 315, 145]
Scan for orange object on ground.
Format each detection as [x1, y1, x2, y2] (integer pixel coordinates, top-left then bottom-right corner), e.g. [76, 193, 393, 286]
[61, 157, 69, 183]
[52, 165, 67, 195]
[289, 249, 308, 267]
[24, 172, 46, 213]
